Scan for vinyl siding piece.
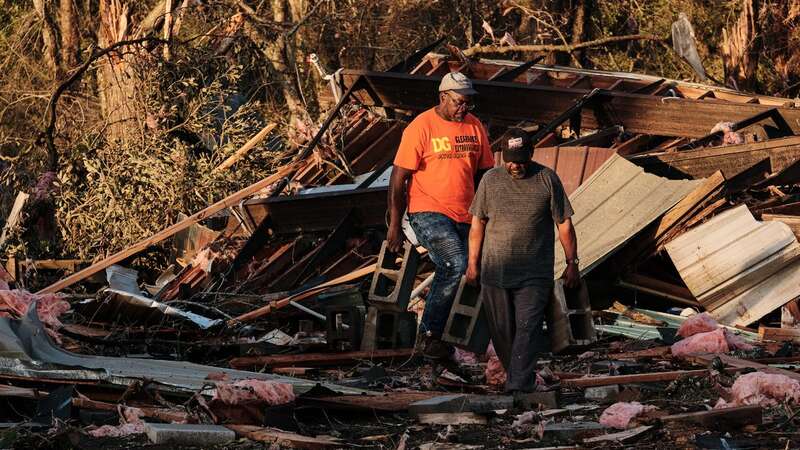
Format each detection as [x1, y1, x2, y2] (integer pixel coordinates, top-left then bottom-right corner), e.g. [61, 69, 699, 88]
[665, 205, 800, 326]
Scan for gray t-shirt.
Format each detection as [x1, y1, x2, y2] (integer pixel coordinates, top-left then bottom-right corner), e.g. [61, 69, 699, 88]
[469, 163, 574, 288]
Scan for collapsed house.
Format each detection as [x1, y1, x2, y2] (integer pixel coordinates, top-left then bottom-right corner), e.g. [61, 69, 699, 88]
[3, 47, 800, 448]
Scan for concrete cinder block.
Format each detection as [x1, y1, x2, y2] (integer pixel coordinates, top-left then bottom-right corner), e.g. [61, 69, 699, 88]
[584, 385, 620, 404]
[368, 240, 420, 309]
[515, 391, 559, 409]
[409, 394, 468, 415]
[543, 421, 606, 442]
[441, 276, 490, 354]
[144, 423, 235, 446]
[409, 394, 513, 415]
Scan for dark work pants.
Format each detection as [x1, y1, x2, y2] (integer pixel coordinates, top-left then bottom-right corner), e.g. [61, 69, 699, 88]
[481, 282, 552, 392]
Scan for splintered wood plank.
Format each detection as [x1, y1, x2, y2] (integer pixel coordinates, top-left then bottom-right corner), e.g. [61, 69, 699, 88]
[685, 353, 800, 382]
[759, 325, 800, 342]
[306, 391, 444, 412]
[0, 192, 29, 248]
[228, 348, 415, 369]
[583, 425, 653, 444]
[212, 123, 276, 173]
[417, 412, 487, 425]
[230, 263, 378, 323]
[227, 425, 343, 449]
[630, 136, 800, 179]
[39, 164, 297, 294]
[661, 406, 762, 428]
[561, 370, 712, 388]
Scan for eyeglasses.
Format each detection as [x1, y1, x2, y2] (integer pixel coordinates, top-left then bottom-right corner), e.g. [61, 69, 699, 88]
[446, 92, 475, 111]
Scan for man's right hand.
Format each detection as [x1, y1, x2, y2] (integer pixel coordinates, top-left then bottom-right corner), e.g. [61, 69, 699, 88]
[387, 224, 406, 253]
[465, 264, 480, 286]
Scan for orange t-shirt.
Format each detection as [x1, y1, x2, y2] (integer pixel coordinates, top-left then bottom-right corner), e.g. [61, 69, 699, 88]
[393, 108, 495, 223]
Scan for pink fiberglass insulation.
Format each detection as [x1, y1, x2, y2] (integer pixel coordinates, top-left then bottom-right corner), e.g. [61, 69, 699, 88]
[452, 347, 479, 365]
[0, 288, 69, 332]
[710, 122, 744, 146]
[670, 328, 753, 357]
[87, 406, 145, 437]
[677, 313, 719, 337]
[485, 342, 507, 386]
[484, 342, 547, 387]
[717, 372, 800, 408]
[599, 402, 657, 429]
[213, 379, 295, 405]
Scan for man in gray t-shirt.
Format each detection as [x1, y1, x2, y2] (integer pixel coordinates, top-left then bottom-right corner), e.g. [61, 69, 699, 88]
[466, 128, 579, 394]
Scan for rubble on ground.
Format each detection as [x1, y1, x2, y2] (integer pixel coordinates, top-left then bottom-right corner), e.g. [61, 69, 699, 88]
[4, 50, 800, 449]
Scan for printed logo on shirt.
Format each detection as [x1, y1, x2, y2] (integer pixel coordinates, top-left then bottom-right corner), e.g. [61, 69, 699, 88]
[431, 135, 481, 159]
[431, 137, 452, 153]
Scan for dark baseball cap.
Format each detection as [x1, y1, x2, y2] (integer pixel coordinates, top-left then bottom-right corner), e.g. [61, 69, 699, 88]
[502, 128, 532, 163]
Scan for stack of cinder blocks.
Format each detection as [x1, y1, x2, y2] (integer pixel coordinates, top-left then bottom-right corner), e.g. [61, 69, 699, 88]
[547, 278, 597, 354]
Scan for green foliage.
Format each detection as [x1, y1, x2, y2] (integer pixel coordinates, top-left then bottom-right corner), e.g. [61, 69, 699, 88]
[55, 44, 285, 260]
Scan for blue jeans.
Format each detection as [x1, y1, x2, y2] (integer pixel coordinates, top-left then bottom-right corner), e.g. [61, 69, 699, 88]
[408, 212, 470, 337]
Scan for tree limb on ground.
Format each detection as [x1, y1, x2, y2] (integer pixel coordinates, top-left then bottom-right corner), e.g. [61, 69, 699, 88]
[463, 34, 665, 57]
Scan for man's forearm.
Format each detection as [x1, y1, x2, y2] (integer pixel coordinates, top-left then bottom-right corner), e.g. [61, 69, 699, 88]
[557, 219, 578, 260]
[468, 217, 486, 269]
[389, 187, 406, 229]
[388, 168, 409, 229]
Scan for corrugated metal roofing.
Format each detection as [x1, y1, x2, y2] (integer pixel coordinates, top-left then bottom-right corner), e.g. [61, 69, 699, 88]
[0, 306, 367, 396]
[553, 154, 702, 278]
[532, 146, 617, 195]
[665, 205, 800, 326]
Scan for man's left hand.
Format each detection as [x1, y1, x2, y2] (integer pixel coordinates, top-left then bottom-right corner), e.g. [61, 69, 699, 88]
[561, 263, 580, 289]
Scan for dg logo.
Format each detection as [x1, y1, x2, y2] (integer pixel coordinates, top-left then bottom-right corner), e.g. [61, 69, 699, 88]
[431, 137, 452, 153]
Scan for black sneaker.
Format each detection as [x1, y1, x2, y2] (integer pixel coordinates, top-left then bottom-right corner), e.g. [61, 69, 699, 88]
[421, 333, 453, 360]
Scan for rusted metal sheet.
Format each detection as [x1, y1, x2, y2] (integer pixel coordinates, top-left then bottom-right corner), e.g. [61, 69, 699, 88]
[533, 146, 617, 195]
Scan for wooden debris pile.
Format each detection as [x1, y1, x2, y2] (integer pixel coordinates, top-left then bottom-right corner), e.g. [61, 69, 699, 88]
[3, 48, 800, 448]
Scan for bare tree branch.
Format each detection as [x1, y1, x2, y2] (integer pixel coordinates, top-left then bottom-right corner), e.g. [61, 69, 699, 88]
[462, 34, 665, 57]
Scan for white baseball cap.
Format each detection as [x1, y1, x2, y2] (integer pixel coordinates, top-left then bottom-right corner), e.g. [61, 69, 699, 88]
[438, 72, 478, 95]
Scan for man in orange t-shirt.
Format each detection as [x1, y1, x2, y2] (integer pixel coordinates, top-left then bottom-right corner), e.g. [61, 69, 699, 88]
[388, 72, 495, 359]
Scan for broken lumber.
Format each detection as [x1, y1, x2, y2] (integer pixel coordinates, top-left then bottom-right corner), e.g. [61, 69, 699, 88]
[562, 369, 715, 388]
[609, 302, 666, 326]
[306, 391, 444, 412]
[229, 264, 377, 324]
[416, 412, 487, 425]
[660, 405, 762, 428]
[608, 346, 671, 360]
[0, 192, 29, 249]
[212, 123, 276, 173]
[227, 425, 342, 449]
[582, 425, 653, 444]
[759, 325, 800, 342]
[39, 164, 296, 294]
[686, 353, 800, 381]
[73, 397, 190, 423]
[228, 348, 415, 369]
